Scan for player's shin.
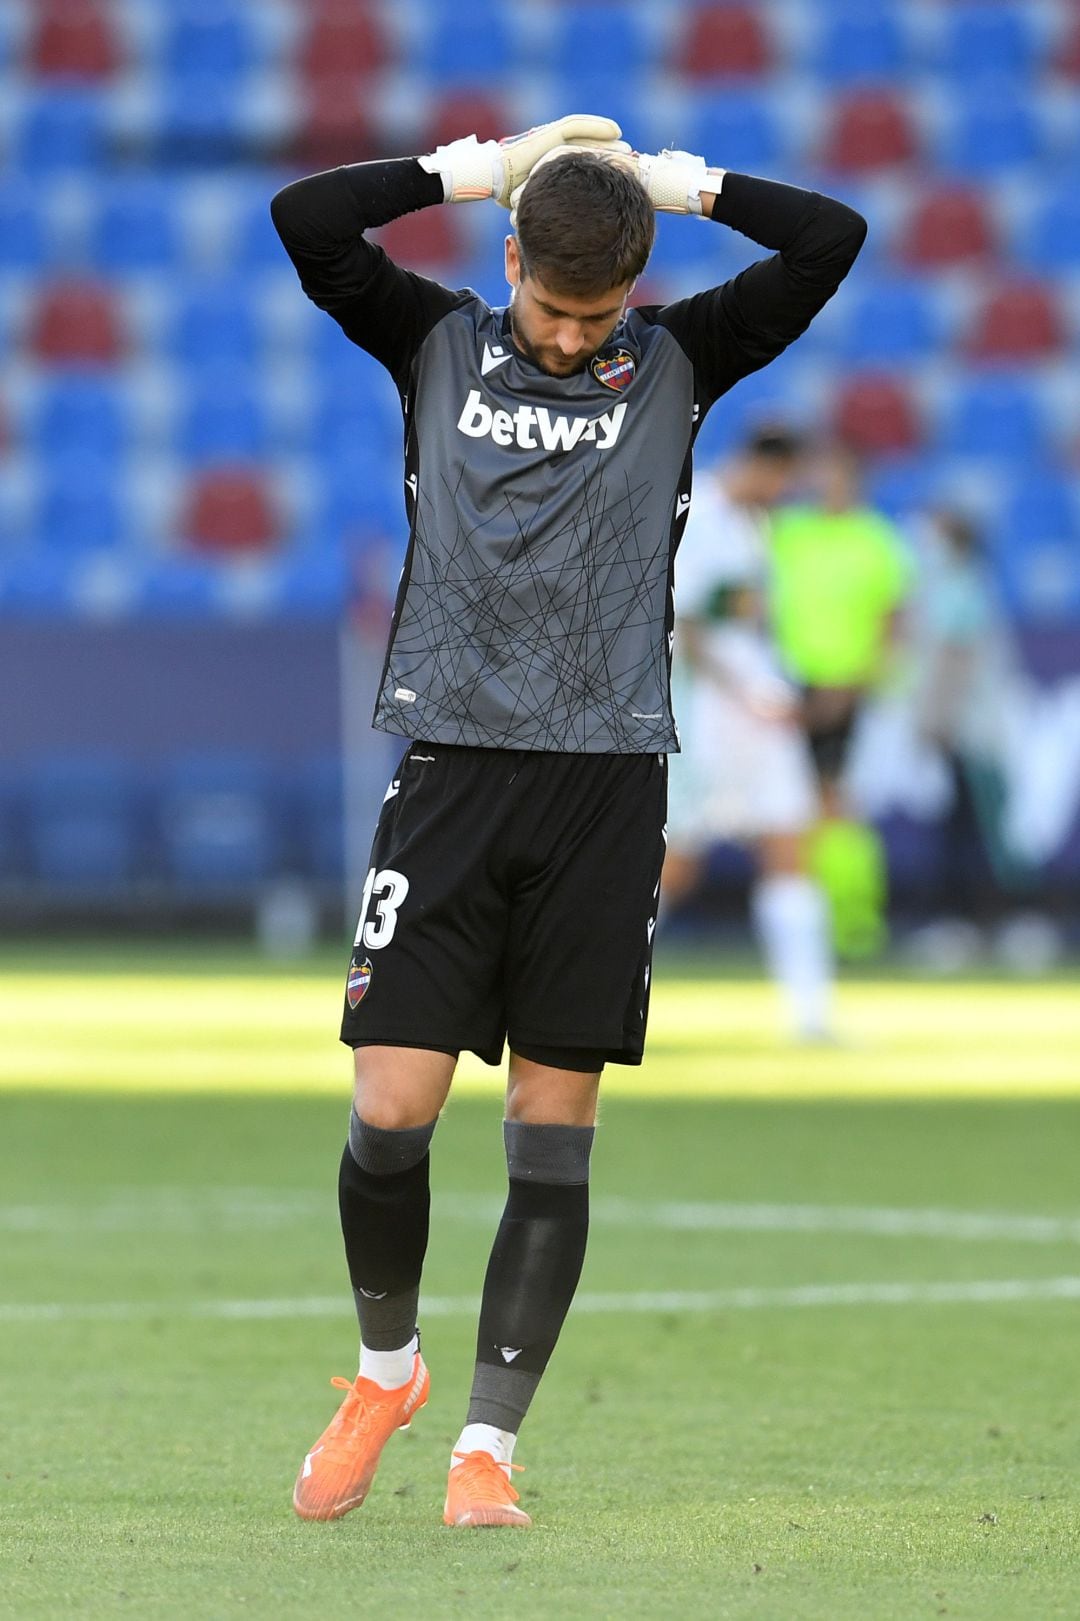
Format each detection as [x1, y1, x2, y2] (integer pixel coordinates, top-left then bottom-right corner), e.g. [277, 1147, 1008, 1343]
[337, 1110, 437, 1385]
[459, 1121, 593, 1449]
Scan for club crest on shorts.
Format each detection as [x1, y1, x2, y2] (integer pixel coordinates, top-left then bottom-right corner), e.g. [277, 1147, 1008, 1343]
[592, 349, 636, 392]
[347, 956, 373, 1009]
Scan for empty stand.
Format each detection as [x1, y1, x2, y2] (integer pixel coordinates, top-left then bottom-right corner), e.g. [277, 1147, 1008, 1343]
[833, 374, 922, 456]
[965, 281, 1065, 363]
[181, 465, 280, 553]
[26, 1, 122, 81]
[822, 90, 919, 172]
[27, 280, 125, 366]
[674, 5, 773, 79]
[900, 186, 996, 267]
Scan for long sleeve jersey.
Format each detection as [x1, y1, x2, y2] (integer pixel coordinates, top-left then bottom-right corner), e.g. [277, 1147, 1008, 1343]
[271, 161, 866, 753]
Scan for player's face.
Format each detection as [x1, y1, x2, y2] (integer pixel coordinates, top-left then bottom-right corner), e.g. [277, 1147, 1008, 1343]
[505, 237, 633, 377]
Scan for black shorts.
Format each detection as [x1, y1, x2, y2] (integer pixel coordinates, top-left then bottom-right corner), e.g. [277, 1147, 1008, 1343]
[340, 743, 667, 1068]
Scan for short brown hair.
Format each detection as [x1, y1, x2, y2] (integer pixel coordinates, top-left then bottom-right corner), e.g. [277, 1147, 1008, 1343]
[515, 151, 655, 296]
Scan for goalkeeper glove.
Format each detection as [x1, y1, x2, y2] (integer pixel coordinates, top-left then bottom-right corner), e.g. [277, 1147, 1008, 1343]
[418, 114, 622, 206]
[510, 142, 726, 221]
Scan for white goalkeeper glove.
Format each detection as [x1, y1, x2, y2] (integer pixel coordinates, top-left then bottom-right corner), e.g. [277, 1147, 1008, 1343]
[418, 114, 623, 207]
[509, 141, 726, 222]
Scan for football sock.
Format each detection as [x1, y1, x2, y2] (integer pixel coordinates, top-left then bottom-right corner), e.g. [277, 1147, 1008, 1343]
[338, 1110, 437, 1356]
[360, 1333, 419, 1391]
[450, 1422, 517, 1469]
[811, 817, 889, 960]
[752, 873, 833, 1038]
[466, 1120, 594, 1433]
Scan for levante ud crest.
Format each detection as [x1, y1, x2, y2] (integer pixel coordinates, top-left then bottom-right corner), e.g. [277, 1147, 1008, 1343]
[347, 956, 373, 1008]
[592, 349, 636, 391]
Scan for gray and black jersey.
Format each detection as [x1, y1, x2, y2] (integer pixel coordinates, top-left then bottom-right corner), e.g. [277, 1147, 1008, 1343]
[272, 161, 866, 754]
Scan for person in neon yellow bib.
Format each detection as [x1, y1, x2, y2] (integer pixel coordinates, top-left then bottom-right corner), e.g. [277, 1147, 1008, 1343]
[769, 443, 912, 956]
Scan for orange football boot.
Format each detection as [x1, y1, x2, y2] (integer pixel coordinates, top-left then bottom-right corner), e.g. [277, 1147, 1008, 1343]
[443, 1449, 531, 1528]
[292, 1353, 429, 1521]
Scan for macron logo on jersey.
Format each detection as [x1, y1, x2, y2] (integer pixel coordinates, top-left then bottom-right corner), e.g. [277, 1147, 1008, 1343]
[457, 388, 627, 454]
[481, 342, 510, 376]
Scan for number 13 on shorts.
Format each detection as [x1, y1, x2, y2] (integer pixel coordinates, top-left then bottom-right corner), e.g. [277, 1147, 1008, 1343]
[355, 867, 410, 950]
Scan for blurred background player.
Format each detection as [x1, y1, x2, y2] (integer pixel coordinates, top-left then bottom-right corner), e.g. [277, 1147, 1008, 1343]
[770, 441, 912, 958]
[665, 425, 835, 1041]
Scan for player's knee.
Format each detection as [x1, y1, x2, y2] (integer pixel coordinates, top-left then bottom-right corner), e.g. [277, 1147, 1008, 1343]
[346, 1108, 437, 1174]
[351, 1043, 455, 1129]
[503, 1119, 594, 1185]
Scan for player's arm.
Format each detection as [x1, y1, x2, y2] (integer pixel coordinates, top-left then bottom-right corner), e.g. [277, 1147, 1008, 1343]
[270, 117, 621, 387]
[649, 171, 868, 407]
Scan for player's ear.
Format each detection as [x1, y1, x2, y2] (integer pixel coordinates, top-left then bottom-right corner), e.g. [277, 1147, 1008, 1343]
[505, 235, 522, 291]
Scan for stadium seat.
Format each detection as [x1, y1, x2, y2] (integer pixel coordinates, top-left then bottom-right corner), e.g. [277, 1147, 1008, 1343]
[548, 5, 651, 78]
[995, 531, 1080, 620]
[937, 4, 1040, 83]
[88, 179, 183, 271]
[942, 375, 1047, 461]
[161, 4, 255, 81]
[28, 754, 140, 886]
[35, 455, 128, 551]
[26, 0, 122, 80]
[138, 559, 219, 617]
[373, 209, 462, 273]
[274, 547, 350, 619]
[415, 2, 516, 84]
[158, 755, 281, 887]
[167, 277, 261, 368]
[180, 464, 280, 553]
[899, 186, 996, 267]
[232, 184, 292, 271]
[157, 74, 245, 166]
[297, 2, 389, 81]
[32, 375, 130, 462]
[1054, 13, 1080, 78]
[964, 281, 1065, 363]
[865, 452, 943, 521]
[692, 91, 785, 174]
[16, 89, 106, 171]
[177, 370, 271, 463]
[837, 278, 940, 365]
[0, 181, 51, 269]
[832, 374, 921, 455]
[810, 6, 909, 85]
[422, 91, 509, 152]
[673, 5, 773, 80]
[939, 96, 1043, 177]
[1018, 184, 1080, 271]
[821, 89, 919, 172]
[1000, 472, 1080, 555]
[27, 279, 125, 365]
[291, 76, 378, 171]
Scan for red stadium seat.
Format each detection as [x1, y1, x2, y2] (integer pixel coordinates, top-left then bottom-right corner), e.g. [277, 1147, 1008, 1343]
[965, 280, 1066, 362]
[832, 374, 921, 455]
[422, 91, 509, 150]
[374, 209, 462, 271]
[182, 465, 279, 553]
[1053, 15, 1080, 78]
[292, 77, 378, 170]
[27, 279, 125, 365]
[899, 185, 996, 268]
[27, 0, 122, 80]
[297, 2, 388, 81]
[821, 90, 919, 172]
[674, 5, 773, 79]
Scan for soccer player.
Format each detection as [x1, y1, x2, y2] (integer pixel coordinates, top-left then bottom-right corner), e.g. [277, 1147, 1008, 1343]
[271, 115, 865, 1529]
[665, 426, 835, 1041]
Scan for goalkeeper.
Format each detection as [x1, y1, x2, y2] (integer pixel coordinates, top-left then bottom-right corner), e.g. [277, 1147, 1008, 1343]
[272, 115, 865, 1530]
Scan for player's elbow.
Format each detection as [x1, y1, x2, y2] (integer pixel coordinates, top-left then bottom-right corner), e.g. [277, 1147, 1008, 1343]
[828, 200, 869, 266]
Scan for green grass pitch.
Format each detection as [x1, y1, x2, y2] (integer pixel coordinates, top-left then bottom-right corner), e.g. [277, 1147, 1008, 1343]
[1, 943, 1078, 1619]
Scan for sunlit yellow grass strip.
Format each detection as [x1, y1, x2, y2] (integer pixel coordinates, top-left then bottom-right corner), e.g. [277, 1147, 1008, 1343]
[1, 970, 1078, 1098]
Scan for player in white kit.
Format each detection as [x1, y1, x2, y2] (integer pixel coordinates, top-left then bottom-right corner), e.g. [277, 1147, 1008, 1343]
[666, 426, 834, 1040]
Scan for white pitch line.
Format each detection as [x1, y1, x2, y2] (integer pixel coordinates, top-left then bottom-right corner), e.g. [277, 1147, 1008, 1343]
[4, 1276, 1080, 1325]
[4, 1190, 1080, 1245]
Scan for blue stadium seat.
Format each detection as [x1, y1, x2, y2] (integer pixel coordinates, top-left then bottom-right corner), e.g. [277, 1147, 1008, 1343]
[691, 92, 785, 175]
[167, 277, 261, 368]
[177, 369, 271, 463]
[1000, 473, 1080, 550]
[937, 4, 1040, 83]
[810, 6, 909, 84]
[415, 2, 516, 83]
[139, 560, 220, 617]
[548, 5, 651, 77]
[865, 452, 944, 521]
[0, 553, 72, 615]
[837, 278, 940, 364]
[159, 754, 281, 886]
[16, 89, 106, 171]
[35, 456, 128, 551]
[939, 95, 1043, 176]
[234, 186, 288, 270]
[161, 4, 255, 80]
[0, 181, 50, 269]
[995, 530, 1080, 620]
[157, 75, 245, 165]
[28, 755, 140, 886]
[544, 75, 649, 157]
[33, 375, 130, 462]
[1020, 183, 1080, 271]
[942, 375, 1048, 461]
[274, 547, 350, 618]
[88, 178, 183, 270]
